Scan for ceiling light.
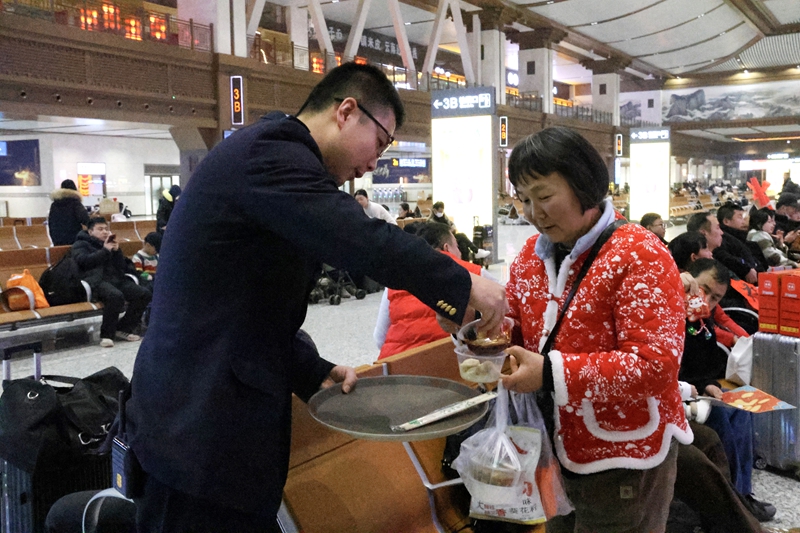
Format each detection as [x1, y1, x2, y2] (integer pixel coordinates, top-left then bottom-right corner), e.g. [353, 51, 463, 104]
[404, 22, 410, 25]
[676, 75, 681, 79]
[719, 31, 726, 36]
[547, 1, 554, 4]
[698, 13, 705, 17]
[744, 69, 749, 73]
[591, 22, 598, 25]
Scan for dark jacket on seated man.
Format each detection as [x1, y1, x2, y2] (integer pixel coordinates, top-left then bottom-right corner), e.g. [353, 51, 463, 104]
[72, 231, 131, 289]
[720, 224, 769, 272]
[713, 232, 763, 281]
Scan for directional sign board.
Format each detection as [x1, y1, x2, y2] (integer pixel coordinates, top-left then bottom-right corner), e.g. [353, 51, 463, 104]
[431, 87, 495, 118]
[630, 128, 670, 143]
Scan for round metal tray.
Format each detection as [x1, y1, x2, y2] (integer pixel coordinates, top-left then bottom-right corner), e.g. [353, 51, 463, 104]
[308, 375, 488, 442]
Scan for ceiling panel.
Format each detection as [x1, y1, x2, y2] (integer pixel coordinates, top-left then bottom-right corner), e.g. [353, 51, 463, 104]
[754, 124, 800, 133]
[612, 5, 738, 56]
[706, 127, 763, 134]
[522, 0, 666, 27]
[640, 23, 758, 69]
[571, 0, 718, 42]
[762, 0, 800, 24]
[678, 130, 737, 141]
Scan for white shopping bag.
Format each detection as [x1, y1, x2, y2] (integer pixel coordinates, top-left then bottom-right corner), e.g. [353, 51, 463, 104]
[726, 336, 753, 386]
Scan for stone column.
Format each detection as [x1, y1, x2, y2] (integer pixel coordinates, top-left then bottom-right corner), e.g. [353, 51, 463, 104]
[286, 5, 309, 70]
[468, 7, 515, 106]
[515, 28, 566, 114]
[581, 58, 630, 126]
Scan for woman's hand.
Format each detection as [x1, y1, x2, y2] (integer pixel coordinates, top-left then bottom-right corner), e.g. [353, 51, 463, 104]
[680, 272, 699, 295]
[501, 346, 545, 393]
[704, 384, 723, 400]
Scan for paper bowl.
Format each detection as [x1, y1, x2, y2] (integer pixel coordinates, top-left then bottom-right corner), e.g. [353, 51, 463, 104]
[461, 459, 522, 504]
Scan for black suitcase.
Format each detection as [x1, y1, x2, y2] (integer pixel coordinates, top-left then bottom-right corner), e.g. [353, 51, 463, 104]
[1, 342, 114, 533]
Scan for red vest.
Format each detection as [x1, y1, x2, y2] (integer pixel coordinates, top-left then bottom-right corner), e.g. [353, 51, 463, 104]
[379, 251, 482, 359]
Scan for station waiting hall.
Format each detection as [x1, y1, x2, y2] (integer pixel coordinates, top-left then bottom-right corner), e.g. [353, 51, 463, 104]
[2, 0, 800, 531]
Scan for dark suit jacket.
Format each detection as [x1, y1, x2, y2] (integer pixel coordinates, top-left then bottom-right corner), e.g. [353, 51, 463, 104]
[713, 233, 760, 280]
[126, 112, 473, 516]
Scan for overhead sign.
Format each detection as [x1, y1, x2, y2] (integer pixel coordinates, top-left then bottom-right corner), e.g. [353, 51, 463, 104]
[500, 116, 508, 147]
[230, 76, 244, 126]
[630, 128, 670, 143]
[615, 133, 623, 156]
[431, 87, 496, 118]
[768, 153, 789, 159]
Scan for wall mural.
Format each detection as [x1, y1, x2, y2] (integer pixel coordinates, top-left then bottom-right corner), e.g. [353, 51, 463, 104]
[662, 80, 800, 122]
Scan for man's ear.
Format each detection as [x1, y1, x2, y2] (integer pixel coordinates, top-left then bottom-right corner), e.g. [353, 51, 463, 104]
[335, 97, 358, 130]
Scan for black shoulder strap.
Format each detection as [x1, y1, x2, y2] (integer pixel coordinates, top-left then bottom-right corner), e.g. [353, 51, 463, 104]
[541, 219, 626, 355]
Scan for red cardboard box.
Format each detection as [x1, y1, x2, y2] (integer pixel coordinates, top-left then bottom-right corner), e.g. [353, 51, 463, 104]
[759, 270, 800, 333]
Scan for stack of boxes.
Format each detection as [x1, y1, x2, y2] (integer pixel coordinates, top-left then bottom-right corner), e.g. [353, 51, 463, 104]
[759, 270, 800, 336]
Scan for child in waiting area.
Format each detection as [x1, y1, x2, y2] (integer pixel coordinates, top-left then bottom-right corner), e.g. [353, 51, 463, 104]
[133, 232, 161, 290]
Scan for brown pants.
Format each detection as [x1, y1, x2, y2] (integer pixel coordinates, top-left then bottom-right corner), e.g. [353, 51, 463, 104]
[547, 440, 679, 533]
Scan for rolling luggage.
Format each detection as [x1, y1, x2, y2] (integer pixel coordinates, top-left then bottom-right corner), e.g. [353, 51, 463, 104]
[751, 332, 800, 476]
[0, 342, 125, 533]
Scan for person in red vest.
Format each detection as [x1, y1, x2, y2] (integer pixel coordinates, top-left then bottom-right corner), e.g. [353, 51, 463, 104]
[374, 222, 490, 359]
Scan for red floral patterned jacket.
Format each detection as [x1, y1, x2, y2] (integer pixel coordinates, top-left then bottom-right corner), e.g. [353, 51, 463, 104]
[507, 216, 693, 474]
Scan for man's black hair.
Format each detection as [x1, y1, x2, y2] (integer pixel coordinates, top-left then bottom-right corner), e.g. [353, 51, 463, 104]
[640, 213, 662, 228]
[415, 222, 454, 250]
[687, 257, 730, 287]
[668, 231, 707, 271]
[87, 217, 107, 230]
[749, 207, 775, 232]
[508, 126, 608, 213]
[717, 203, 743, 225]
[686, 212, 713, 233]
[354, 189, 368, 199]
[296, 62, 405, 129]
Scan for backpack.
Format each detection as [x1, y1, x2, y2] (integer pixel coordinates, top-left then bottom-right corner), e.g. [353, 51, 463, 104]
[38, 250, 86, 306]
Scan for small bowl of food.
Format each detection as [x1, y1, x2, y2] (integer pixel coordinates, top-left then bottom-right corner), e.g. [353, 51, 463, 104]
[456, 317, 513, 356]
[455, 346, 506, 383]
[461, 453, 523, 504]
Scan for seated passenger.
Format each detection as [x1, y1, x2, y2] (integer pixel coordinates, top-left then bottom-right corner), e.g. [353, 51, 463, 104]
[679, 258, 775, 520]
[668, 232, 749, 348]
[428, 200, 489, 262]
[373, 222, 487, 359]
[396, 202, 414, 220]
[354, 189, 397, 225]
[747, 207, 797, 268]
[688, 211, 760, 285]
[72, 217, 152, 347]
[718, 203, 768, 271]
[640, 212, 667, 244]
[132, 231, 162, 290]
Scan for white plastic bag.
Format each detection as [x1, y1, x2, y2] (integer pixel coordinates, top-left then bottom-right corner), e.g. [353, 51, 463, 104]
[453, 384, 573, 524]
[726, 336, 753, 386]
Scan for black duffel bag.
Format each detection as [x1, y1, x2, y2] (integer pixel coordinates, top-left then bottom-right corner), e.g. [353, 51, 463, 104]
[0, 366, 129, 473]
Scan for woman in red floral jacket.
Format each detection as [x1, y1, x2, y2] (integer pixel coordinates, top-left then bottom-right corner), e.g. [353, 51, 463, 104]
[501, 127, 693, 533]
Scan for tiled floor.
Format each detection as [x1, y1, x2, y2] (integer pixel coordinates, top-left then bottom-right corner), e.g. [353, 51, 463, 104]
[3, 223, 799, 529]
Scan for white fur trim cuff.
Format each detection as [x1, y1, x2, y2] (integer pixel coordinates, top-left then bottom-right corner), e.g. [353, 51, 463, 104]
[549, 350, 568, 406]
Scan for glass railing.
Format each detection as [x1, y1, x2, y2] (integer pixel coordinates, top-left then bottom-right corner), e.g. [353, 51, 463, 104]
[1, 0, 212, 52]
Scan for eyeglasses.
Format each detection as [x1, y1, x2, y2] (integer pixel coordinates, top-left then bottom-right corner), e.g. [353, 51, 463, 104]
[334, 98, 395, 157]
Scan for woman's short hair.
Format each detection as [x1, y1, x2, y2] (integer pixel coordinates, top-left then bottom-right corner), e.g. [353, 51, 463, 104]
[432, 201, 444, 211]
[399, 202, 410, 212]
[354, 189, 368, 199]
[668, 231, 707, 271]
[748, 207, 774, 231]
[640, 213, 662, 228]
[507, 127, 609, 212]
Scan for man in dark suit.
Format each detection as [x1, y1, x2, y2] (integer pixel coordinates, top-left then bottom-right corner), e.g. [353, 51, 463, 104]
[125, 62, 508, 532]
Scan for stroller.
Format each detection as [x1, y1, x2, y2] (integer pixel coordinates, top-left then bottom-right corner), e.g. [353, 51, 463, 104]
[308, 264, 366, 305]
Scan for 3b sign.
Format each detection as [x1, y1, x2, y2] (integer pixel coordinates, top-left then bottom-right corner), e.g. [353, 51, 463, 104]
[231, 76, 244, 126]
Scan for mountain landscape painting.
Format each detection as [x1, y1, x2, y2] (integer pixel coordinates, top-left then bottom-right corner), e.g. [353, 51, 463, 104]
[663, 80, 800, 122]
